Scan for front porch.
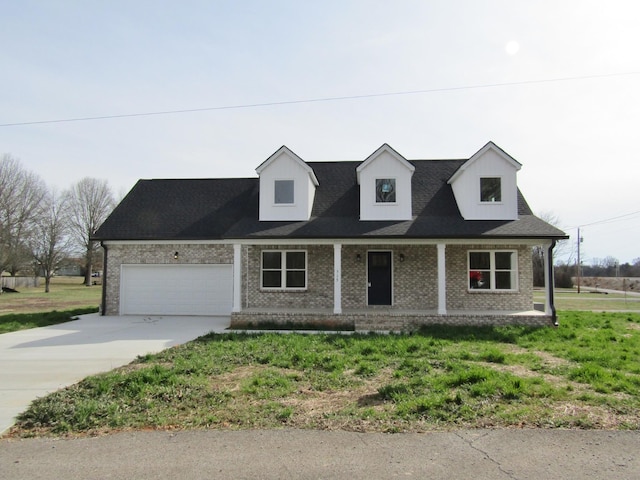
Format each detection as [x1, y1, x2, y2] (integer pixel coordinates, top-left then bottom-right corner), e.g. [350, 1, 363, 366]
[231, 240, 558, 330]
[230, 307, 553, 332]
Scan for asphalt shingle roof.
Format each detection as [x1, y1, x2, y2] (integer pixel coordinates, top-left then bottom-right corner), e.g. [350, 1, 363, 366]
[93, 160, 567, 241]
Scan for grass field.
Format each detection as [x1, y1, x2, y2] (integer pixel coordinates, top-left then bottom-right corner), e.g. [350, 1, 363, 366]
[0, 308, 99, 334]
[0, 277, 100, 333]
[0, 277, 101, 333]
[534, 288, 640, 311]
[10, 311, 640, 437]
[0, 276, 102, 315]
[4, 280, 640, 436]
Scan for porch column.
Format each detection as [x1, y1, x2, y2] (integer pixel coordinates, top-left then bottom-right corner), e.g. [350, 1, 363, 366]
[544, 240, 558, 325]
[437, 243, 447, 315]
[333, 243, 342, 314]
[232, 244, 242, 313]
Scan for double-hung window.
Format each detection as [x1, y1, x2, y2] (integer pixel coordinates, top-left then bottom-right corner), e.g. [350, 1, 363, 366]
[274, 180, 294, 204]
[375, 178, 396, 203]
[480, 177, 501, 202]
[468, 250, 517, 291]
[262, 250, 307, 289]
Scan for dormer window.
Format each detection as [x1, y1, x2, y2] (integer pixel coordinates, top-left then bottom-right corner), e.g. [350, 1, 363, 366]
[256, 146, 318, 221]
[274, 180, 294, 204]
[480, 177, 501, 203]
[448, 142, 520, 220]
[356, 145, 414, 220]
[375, 178, 396, 203]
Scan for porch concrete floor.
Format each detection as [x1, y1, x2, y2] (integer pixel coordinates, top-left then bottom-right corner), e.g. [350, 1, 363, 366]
[238, 308, 546, 316]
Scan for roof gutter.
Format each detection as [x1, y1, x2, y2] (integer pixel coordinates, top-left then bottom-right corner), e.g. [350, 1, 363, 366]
[100, 241, 108, 316]
[548, 239, 558, 326]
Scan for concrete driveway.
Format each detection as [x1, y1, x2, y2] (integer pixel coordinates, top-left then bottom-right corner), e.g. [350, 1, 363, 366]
[0, 313, 230, 435]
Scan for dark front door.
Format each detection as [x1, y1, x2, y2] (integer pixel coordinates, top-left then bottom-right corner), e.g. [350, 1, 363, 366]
[367, 251, 392, 305]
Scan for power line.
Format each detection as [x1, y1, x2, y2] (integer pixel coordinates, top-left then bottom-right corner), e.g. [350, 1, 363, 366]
[565, 210, 640, 230]
[1, 71, 639, 127]
[601, 223, 640, 236]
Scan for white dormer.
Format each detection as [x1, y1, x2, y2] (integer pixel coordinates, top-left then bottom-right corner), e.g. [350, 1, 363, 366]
[356, 144, 415, 221]
[447, 141, 521, 220]
[256, 146, 319, 221]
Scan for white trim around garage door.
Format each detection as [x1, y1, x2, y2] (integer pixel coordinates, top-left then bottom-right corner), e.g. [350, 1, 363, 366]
[120, 264, 233, 316]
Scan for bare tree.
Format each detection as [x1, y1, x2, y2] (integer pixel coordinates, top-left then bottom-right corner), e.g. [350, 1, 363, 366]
[0, 154, 47, 275]
[65, 178, 115, 286]
[31, 189, 71, 292]
[532, 211, 568, 287]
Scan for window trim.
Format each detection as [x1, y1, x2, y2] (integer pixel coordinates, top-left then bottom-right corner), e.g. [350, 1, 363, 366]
[374, 178, 397, 204]
[479, 176, 503, 204]
[261, 249, 307, 290]
[467, 250, 518, 292]
[274, 179, 295, 205]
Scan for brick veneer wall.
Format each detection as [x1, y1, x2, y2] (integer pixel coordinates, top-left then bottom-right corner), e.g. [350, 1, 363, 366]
[245, 244, 440, 311]
[246, 245, 334, 309]
[104, 242, 535, 318]
[393, 245, 438, 309]
[445, 244, 533, 311]
[340, 245, 366, 309]
[230, 311, 553, 331]
[341, 245, 438, 309]
[103, 243, 233, 315]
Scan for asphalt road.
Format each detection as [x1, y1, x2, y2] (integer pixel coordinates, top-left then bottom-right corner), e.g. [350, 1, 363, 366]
[2, 429, 639, 479]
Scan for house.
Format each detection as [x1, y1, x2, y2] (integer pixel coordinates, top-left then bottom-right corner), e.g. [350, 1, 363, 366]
[93, 142, 568, 331]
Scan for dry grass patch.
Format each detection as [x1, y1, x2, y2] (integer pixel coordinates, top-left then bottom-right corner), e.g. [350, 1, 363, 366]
[9, 313, 640, 437]
[212, 365, 260, 392]
[549, 402, 640, 429]
[283, 371, 394, 414]
[208, 365, 397, 431]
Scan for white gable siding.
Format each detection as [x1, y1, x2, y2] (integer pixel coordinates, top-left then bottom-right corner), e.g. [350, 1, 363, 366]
[450, 148, 519, 220]
[357, 148, 414, 221]
[258, 150, 317, 221]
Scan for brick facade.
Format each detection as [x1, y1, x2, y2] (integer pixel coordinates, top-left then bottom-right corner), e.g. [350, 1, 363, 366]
[242, 244, 440, 311]
[445, 244, 533, 311]
[103, 243, 233, 315]
[104, 241, 541, 326]
[230, 310, 553, 331]
[341, 245, 438, 310]
[242, 243, 530, 312]
[245, 245, 334, 310]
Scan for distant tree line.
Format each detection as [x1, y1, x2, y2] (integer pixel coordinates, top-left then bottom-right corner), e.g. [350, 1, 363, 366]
[534, 256, 640, 289]
[580, 257, 640, 278]
[531, 211, 639, 288]
[0, 153, 116, 292]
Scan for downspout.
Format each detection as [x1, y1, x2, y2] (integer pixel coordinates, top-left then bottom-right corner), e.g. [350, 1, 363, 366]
[547, 240, 558, 326]
[100, 242, 108, 316]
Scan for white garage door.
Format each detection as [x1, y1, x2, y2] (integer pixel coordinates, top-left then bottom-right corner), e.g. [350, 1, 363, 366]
[120, 264, 233, 315]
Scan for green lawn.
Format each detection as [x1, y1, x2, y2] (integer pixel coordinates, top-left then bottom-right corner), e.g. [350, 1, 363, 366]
[534, 289, 640, 311]
[0, 308, 99, 334]
[10, 311, 640, 437]
[0, 276, 102, 316]
[0, 277, 101, 333]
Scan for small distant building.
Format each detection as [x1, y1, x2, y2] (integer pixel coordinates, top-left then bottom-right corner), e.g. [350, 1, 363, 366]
[56, 262, 83, 277]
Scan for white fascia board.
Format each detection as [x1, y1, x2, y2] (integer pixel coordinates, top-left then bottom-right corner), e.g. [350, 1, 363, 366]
[448, 141, 521, 185]
[256, 145, 319, 186]
[104, 238, 553, 247]
[356, 144, 415, 184]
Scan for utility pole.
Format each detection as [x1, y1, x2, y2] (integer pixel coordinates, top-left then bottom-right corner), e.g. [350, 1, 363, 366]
[576, 227, 581, 294]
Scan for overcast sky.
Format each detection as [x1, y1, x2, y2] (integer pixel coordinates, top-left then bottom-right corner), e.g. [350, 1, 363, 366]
[1, 1, 639, 264]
